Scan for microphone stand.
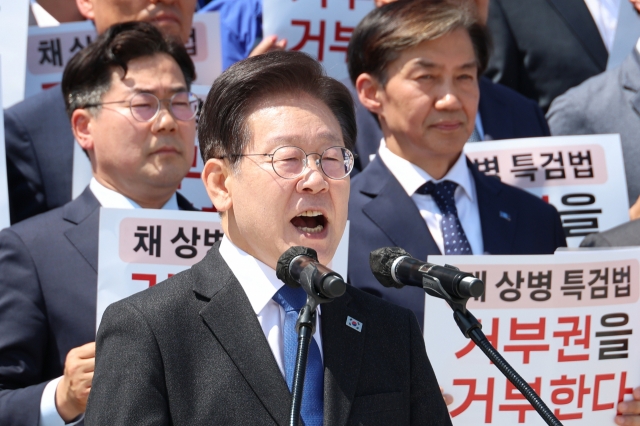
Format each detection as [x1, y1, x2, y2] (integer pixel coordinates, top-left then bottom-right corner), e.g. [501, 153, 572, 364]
[289, 293, 333, 426]
[421, 274, 564, 426]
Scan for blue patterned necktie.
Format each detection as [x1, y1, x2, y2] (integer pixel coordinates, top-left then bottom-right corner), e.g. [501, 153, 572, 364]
[416, 180, 473, 255]
[272, 285, 324, 426]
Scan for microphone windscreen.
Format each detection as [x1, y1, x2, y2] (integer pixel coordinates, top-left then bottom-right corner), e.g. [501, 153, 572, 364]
[276, 246, 318, 288]
[369, 247, 411, 289]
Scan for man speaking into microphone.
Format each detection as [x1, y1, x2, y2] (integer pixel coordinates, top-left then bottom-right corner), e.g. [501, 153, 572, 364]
[85, 51, 451, 425]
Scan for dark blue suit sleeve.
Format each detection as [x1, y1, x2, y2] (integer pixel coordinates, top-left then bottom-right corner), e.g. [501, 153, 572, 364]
[0, 228, 50, 425]
[3, 108, 46, 225]
[485, 0, 521, 92]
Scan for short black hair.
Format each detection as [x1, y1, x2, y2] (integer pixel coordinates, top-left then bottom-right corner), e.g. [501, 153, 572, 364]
[348, 0, 490, 86]
[198, 50, 356, 168]
[61, 21, 196, 118]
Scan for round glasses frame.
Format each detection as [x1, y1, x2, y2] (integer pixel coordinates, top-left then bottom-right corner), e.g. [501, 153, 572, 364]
[221, 146, 356, 180]
[82, 91, 201, 122]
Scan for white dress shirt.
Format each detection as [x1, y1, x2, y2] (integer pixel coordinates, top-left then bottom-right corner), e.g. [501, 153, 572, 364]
[584, 0, 621, 52]
[39, 178, 179, 426]
[29, 0, 59, 27]
[218, 237, 323, 378]
[378, 140, 484, 255]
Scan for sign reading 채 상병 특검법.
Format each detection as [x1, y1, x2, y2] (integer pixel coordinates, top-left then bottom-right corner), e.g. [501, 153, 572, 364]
[464, 134, 630, 247]
[263, 0, 374, 82]
[96, 208, 350, 329]
[24, 13, 222, 98]
[423, 249, 640, 425]
[0, 0, 29, 108]
[0, 56, 11, 230]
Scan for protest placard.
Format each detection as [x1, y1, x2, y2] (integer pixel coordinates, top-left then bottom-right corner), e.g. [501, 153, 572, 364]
[263, 0, 374, 81]
[424, 249, 640, 425]
[0, 0, 29, 107]
[0, 57, 10, 230]
[24, 13, 222, 98]
[464, 135, 629, 247]
[96, 208, 350, 328]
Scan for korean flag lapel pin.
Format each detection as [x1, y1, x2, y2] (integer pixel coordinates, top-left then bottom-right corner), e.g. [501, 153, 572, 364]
[346, 316, 363, 332]
[499, 211, 511, 221]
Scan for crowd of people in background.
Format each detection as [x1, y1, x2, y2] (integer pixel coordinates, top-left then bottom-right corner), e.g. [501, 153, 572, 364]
[2, 0, 640, 424]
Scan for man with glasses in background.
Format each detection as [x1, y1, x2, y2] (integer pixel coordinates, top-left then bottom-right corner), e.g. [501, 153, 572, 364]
[0, 22, 197, 425]
[84, 50, 451, 425]
[4, 0, 198, 225]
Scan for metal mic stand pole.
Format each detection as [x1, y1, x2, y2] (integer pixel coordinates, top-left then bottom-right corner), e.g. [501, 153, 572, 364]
[288, 297, 319, 426]
[422, 276, 564, 426]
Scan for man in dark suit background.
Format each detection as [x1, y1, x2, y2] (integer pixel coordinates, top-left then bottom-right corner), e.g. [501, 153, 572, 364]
[347, 1, 566, 325]
[85, 50, 452, 425]
[351, 0, 550, 172]
[3, 0, 198, 225]
[485, 0, 613, 111]
[0, 22, 198, 425]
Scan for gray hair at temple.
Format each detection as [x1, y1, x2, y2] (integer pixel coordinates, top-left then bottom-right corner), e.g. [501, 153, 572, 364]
[197, 50, 356, 170]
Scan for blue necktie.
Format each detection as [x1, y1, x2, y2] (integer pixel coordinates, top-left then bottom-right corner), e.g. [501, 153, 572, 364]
[417, 180, 473, 255]
[272, 285, 324, 426]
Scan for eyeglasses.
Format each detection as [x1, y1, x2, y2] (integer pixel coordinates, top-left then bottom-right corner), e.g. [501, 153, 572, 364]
[83, 91, 200, 122]
[221, 146, 356, 180]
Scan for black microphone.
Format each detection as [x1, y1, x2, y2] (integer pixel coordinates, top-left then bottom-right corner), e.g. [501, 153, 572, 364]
[276, 246, 346, 299]
[369, 247, 484, 300]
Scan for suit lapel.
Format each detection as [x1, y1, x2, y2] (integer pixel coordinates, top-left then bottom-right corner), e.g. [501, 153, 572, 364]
[63, 188, 101, 272]
[321, 289, 366, 426]
[192, 247, 291, 425]
[470, 162, 518, 254]
[360, 158, 440, 261]
[546, 0, 608, 70]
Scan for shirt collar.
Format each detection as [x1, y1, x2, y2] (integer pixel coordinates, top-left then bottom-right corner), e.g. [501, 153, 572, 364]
[378, 139, 475, 202]
[30, 1, 59, 27]
[89, 177, 179, 210]
[219, 237, 323, 316]
[219, 236, 284, 315]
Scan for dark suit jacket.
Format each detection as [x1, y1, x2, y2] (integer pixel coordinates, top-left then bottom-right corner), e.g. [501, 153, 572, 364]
[85, 243, 452, 426]
[350, 77, 550, 171]
[580, 220, 640, 248]
[547, 48, 640, 207]
[4, 86, 75, 224]
[348, 156, 567, 325]
[0, 188, 195, 426]
[485, 0, 608, 112]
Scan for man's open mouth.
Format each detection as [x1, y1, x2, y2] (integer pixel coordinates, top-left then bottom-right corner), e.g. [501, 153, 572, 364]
[290, 210, 327, 234]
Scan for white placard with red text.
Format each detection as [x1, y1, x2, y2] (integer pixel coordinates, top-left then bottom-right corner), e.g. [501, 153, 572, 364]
[464, 135, 629, 247]
[0, 57, 11, 229]
[0, 0, 29, 107]
[263, 0, 374, 81]
[424, 250, 640, 425]
[24, 13, 222, 98]
[96, 208, 350, 329]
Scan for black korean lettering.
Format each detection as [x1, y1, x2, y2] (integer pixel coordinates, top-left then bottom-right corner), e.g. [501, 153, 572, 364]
[613, 266, 631, 298]
[568, 151, 593, 178]
[540, 151, 566, 180]
[527, 270, 552, 301]
[588, 268, 609, 299]
[133, 225, 162, 257]
[596, 313, 632, 360]
[510, 154, 537, 181]
[170, 227, 198, 259]
[473, 157, 500, 176]
[204, 229, 225, 246]
[558, 193, 601, 238]
[38, 39, 63, 67]
[496, 271, 524, 302]
[561, 269, 585, 300]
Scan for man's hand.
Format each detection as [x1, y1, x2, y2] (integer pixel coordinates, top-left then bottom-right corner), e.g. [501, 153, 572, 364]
[249, 35, 287, 57]
[629, 196, 640, 221]
[55, 342, 96, 421]
[616, 387, 640, 425]
[440, 387, 454, 406]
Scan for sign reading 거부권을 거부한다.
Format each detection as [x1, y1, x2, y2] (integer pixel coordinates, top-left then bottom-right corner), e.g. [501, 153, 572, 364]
[424, 250, 640, 425]
[0, 0, 29, 108]
[263, 0, 374, 82]
[464, 134, 630, 247]
[96, 208, 351, 330]
[24, 12, 222, 98]
[0, 57, 10, 230]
